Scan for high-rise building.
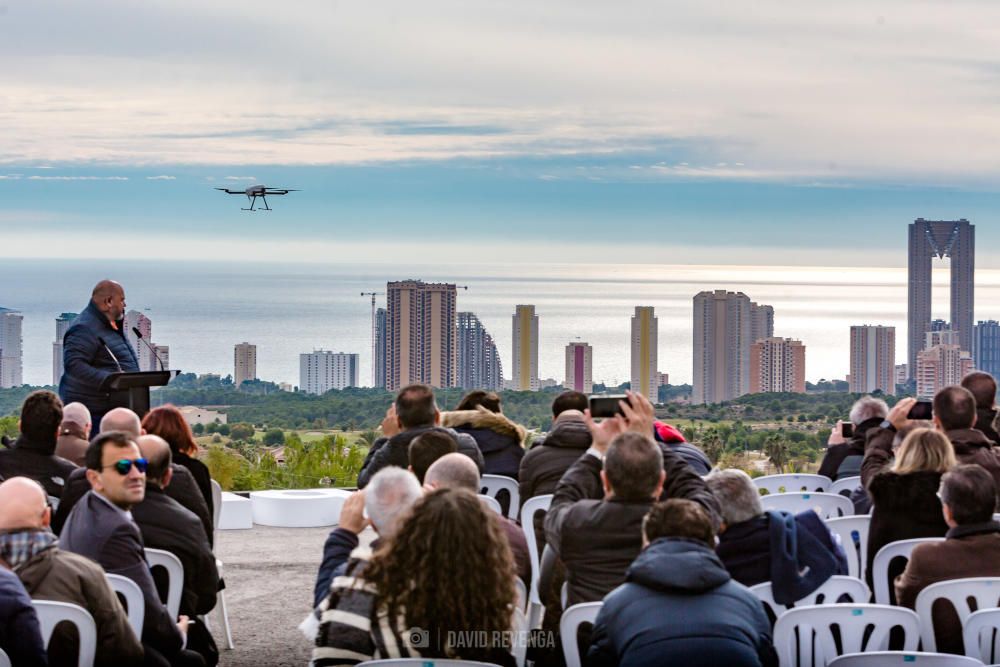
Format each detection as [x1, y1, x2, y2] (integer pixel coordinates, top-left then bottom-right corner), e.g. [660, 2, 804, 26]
[124, 310, 153, 371]
[52, 312, 77, 386]
[457, 312, 503, 391]
[374, 307, 387, 389]
[630, 306, 658, 402]
[916, 343, 974, 398]
[657, 372, 670, 387]
[693, 290, 752, 404]
[234, 342, 257, 386]
[565, 342, 593, 393]
[750, 302, 774, 343]
[849, 325, 896, 394]
[299, 350, 360, 394]
[908, 219, 975, 377]
[974, 320, 1000, 379]
[153, 345, 169, 371]
[512, 305, 539, 391]
[0, 308, 23, 388]
[895, 364, 909, 387]
[750, 337, 806, 393]
[386, 281, 457, 391]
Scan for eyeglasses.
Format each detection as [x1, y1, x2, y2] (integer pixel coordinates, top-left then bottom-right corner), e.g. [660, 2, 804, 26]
[103, 458, 148, 475]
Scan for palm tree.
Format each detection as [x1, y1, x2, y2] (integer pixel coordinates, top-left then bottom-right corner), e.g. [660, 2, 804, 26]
[764, 433, 790, 474]
[355, 429, 379, 447]
[698, 429, 724, 465]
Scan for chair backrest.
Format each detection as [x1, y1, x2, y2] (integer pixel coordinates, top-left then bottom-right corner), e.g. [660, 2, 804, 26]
[512, 605, 528, 667]
[916, 577, 1000, 652]
[829, 476, 862, 498]
[750, 575, 871, 619]
[356, 660, 506, 666]
[0, 648, 8, 667]
[105, 573, 145, 638]
[210, 478, 222, 530]
[828, 652, 983, 667]
[520, 494, 553, 607]
[145, 547, 184, 619]
[963, 608, 1000, 664]
[825, 515, 872, 581]
[759, 492, 854, 519]
[559, 602, 603, 667]
[479, 494, 503, 515]
[872, 538, 946, 605]
[32, 600, 98, 667]
[515, 577, 528, 612]
[772, 604, 920, 667]
[753, 474, 832, 495]
[480, 474, 520, 520]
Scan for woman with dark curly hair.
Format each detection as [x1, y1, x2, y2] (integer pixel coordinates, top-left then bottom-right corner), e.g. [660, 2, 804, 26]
[142, 404, 214, 517]
[313, 486, 518, 666]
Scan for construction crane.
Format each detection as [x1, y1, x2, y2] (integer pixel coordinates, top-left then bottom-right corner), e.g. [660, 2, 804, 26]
[361, 291, 384, 386]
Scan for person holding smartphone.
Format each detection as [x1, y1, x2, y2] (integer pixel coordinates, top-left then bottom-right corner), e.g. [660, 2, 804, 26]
[818, 397, 888, 481]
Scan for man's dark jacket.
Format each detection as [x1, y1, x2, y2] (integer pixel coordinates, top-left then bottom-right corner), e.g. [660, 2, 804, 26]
[945, 427, 1000, 499]
[58, 301, 140, 427]
[543, 443, 720, 606]
[975, 408, 1000, 445]
[441, 408, 526, 479]
[0, 567, 47, 667]
[132, 484, 219, 616]
[356, 425, 484, 489]
[586, 537, 777, 667]
[0, 434, 77, 499]
[817, 416, 882, 481]
[53, 464, 213, 547]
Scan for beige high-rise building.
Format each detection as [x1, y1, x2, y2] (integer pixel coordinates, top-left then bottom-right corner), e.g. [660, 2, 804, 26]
[916, 343, 974, 398]
[564, 341, 593, 394]
[630, 306, 658, 402]
[693, 290, 752, 404]
[387, 280, 457, 391]
[849, 326, 895, 394]
[512, 305, 539, 391]
[750, 337, 806, 394]
[234, 342, 257, 386]
[750, 302, 774, 343]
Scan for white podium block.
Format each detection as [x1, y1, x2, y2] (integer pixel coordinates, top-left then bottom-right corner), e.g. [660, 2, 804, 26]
[249, 488, 353, 528]
[218, 492, 253, 530]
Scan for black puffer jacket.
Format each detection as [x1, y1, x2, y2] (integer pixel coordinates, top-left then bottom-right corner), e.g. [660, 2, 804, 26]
[0, 435, 77, 498]
[818, 416, 883, 481]
[441, 408, 526, 479]
[356, 425, 485, 489]
[975, 408, 1000, 445]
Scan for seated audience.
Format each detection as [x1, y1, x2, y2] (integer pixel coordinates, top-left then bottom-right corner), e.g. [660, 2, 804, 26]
[962, 371, 1000, 444]
[357, 384, 485, 488]
[862, 406, 955, 594]
[61, 432, 202, 667]
[312, 487, 517, 667]
[142, 406, 214, 518]
[932, 386, 1000, 491]
[587, 499, 777, 667]
[408, 429, 458, 483]
[0, 564, 47, 667]
[706, 469, 847, 602]
[55, 401, 92, 466]
[312, 467, 422, 608]
[441, 390, 527, 479]
[818, 395, 888, 481]
[0, 390, 77, 498]
[425, 452, 532, 585]
[895, 464, 1000, 654]
[0, 476, 142, 667]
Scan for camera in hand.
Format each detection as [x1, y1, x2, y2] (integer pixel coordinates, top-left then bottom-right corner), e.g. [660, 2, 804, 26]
[841, 422, 854, 438]
[589, 394, 631, 418]
[907, 400, 933, 420]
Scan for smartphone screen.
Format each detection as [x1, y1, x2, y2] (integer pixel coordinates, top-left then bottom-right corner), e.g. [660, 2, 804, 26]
[841, 422, 854, 438]
[589, 395, 629, 418]
[907, 400, 933, 420]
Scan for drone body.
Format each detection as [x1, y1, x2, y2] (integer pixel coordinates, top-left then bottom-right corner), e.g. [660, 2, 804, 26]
[215, 185, 299, 210]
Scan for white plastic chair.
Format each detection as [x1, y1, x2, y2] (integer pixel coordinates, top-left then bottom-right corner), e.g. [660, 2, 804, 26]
[963, 608, 1000, 664]
[559, 602, 603, 667]
[759, 492, 854, 519]
[829, 476, 861, 498]
[33, 600, 98, 667]
[105, 573, 145, 638]
[915, 577, 1000, 652]
[356, 660, 505, 666]
[480, 474, 520, 520]
[872, 538, 946, 605]
[209, 478, 235, 650]
[480, 494, 503, 515]
[828, 652, 983, 666]
[826, 515, 872, 581]
[520, 494, 553, 629]
[754, 474, 832, 495]
[145, 547, 184, 620]
[0, 648, 8, 667]
[515, 577, 528, 612]
[512, 605, 528, 667]
[750, 576, 871, 619]
[773, 604, 920, 667]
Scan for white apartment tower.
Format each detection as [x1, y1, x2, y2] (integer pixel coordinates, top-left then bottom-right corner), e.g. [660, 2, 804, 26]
[849, 325, 896, 394]
[693, 290, 752, 404]
[512, 305, 539, 391]
[630, 307, 659, 402]
[234, 342, 257, 386]
[564, 341, 593, 394]
[53, 312, 77, 386]
[299, 350, 360, 395]
[124, 310, 153, 371]
[0, 308, 23, 388]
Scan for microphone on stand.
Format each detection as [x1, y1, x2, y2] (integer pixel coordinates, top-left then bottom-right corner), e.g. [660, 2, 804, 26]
[132, 327, 164, 371]
[96, 336, 124, 373]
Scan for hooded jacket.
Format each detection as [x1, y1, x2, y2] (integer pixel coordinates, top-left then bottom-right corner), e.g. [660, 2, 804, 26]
[975, 408, 1000, 444]
[587, 538, 777, 667]
[520, 418, 591, 501]
[0, 434, 77, 499]
[356, 425, 485, 489]
[441, 407, 527, 479]
[945, 428, 1000, 498]
[653, 421, 713, 475]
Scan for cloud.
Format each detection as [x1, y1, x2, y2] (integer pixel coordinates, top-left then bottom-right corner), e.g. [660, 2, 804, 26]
[24, 175, 129, 181]
[224, 176, 256, 181]
[146, 174, 176, 180]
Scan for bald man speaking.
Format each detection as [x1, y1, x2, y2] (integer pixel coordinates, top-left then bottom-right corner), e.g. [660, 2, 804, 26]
[58, 280, 140, 436]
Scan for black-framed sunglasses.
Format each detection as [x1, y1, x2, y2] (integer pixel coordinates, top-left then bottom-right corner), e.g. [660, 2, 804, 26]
[103, 458, 148, 475]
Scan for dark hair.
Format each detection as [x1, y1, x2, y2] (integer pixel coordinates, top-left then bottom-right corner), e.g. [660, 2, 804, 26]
[552, 390, 588, 418]
[644, 499, 715, 547]
[933, 385, 978, 431]
[85, 432, 137, 471]
[396, 384, 437, 429]
[142, 405, 199, 455]
[20, 391, 63, 449]
[144, 442, 173, 483]
[604, 432, 663, 501]
[940, 464, 997, 524]
[408, 430, 458, 483]
[962, 372, 998, 411]
[455, 390, 501, 414]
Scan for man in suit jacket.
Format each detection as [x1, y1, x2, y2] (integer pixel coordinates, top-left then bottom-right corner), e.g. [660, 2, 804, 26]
[61, 431, 203, 667]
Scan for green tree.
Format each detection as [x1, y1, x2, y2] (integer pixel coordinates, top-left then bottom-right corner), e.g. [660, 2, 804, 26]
[764, 433, 790, 473]
[218, 423, 231, 436]
[0, 415, 17, 440]
[356, 430, 379, 447]
[192, 422, 205, 435]
[229, 423, 255, 441]
[263, 428, 285, 446]
[698, 428, 724, 465]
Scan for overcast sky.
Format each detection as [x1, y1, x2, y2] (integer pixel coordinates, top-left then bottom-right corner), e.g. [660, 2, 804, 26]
[3, 0, 1000, 265]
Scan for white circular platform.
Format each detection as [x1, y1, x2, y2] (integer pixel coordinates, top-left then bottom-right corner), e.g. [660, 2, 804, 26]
[249, 488, 353, 527]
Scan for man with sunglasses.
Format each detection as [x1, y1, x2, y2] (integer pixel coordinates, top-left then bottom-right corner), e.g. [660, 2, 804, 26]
[62, 432, 205, 667]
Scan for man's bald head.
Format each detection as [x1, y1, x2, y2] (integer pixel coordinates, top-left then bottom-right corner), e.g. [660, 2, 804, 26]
[61, 402, 92, 430]
[424, 452, 480, 492]
[0, 477, 50, 531]
[91, 280, 124, 301]
[91, 280, 126, 321]
[554, 409, 585, 425]
[137, 435, 172, 485]
[100, 408, 142, 438]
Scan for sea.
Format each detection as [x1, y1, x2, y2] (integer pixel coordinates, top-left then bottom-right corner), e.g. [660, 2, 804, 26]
[3, 259, 998, 389]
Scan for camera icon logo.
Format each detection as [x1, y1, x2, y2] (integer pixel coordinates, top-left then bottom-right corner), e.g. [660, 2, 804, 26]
[407, 627, 430, 648]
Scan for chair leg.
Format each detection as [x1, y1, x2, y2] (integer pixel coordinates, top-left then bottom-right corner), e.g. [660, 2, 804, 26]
[219, 590, 234, 650]
[528, 601, 544, 631]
